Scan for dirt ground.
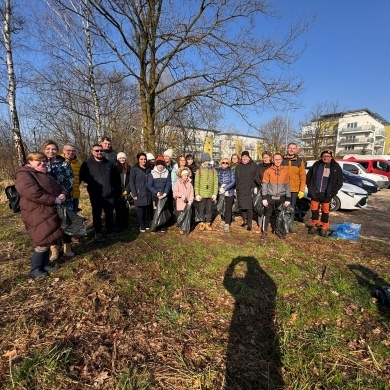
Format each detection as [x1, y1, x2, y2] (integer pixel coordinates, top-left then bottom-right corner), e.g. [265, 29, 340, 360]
[330, 188, 389, 241]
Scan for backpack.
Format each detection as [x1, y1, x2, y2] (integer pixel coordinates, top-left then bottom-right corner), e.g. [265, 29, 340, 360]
[5, 185, 20, 213]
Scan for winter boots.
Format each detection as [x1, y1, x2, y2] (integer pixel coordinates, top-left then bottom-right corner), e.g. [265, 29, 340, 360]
[63, 243, 74, 257]
[198, 223, 205, 231]
[30, 250, 48, 278]
[49, 245, 60, 261]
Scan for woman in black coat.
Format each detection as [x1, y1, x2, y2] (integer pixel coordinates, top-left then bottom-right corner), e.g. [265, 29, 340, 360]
[235, 151, 258, 231]
[130, 152, 152, 232]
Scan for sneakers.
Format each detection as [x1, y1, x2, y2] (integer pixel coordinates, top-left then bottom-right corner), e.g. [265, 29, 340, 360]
[110, 232, 119, 240]
[95, 233, 106, 242]
[261, 231, 267, 239]
[140, 228, 146, 233]
[255, 226, 261, 234]
[319, 229, 328, 237]
[198, 223, 205, 231]
[247, 226, 252, 232]
[179, 229, 184, 235]
[308, 227, 317, 235]
[224, 224, 230, 233]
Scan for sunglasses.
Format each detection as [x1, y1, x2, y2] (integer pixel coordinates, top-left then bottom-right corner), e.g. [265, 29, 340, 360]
[93, 149, 104, 152]
[221, 162, 229, 165]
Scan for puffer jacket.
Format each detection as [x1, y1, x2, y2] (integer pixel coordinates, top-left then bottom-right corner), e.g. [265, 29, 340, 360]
[282, 155, 306, 192]
[147, 166, 172, 197]
[61, 154, 81, 199]
[173, 178, 194, 211]
[262, 165, 291, 201]
[15, 165, 63, 247]
[130, 164, 151, 207]
[195, 164, 218, 198]
[218, 167, 236, 197]
[254, 162, 272, 187]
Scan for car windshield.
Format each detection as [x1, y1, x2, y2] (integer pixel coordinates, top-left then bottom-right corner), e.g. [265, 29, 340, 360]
[343, 169, 355, 177]
[355, 162, 368, 173]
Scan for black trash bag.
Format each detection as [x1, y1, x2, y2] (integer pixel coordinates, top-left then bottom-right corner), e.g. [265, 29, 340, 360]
[275, 204, 290, 236]
[282, 204, 296, 233]
[193, 203, 203, 223]
[150, 196, 172, 231]
[177, 205, 192, 235]
[252, 191, 264, 216]
[56, 205, 87, 236]
[216, 195, 225, 215]
[5, 185, 20, 213]
[372, 286, 390, 307]
[232, 196, 239, 214]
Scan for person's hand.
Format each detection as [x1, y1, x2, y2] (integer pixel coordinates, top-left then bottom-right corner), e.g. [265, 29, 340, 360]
[181, 194, 187, 201]
[262, 199, 268, 207]
[298, 191, 304, 199]
[284, 201, 290, 207]
[58, 193, 66, 201]
[133, 196, 138, 201]
[211, 195, 217, 202]
[219, 187, 225, 194]
[196, 195, 202, 202]
[253, 187, 258, 195]
[160, 193, 167, 199]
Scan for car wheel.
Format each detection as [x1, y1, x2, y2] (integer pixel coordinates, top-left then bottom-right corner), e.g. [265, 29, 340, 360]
[295, 198, 311, 222]
[330, 196, 341, 211]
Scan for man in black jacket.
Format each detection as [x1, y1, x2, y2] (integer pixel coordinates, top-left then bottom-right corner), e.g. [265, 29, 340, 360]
[306, 149, 343, 236]
[80, 144, 121, 242]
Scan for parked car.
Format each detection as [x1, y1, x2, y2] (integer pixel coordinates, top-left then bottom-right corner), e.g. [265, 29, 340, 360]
[342, 169, 378, 194]
[343, 156, 390, 182]
[295, 182, 368, 222]
[305, 160, 389, 189]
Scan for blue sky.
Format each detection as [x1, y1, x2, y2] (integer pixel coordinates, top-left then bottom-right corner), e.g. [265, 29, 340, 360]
[224, 0, 390, 135]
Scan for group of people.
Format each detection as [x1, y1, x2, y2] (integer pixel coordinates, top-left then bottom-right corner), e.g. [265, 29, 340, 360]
[15, 136, 343, 278]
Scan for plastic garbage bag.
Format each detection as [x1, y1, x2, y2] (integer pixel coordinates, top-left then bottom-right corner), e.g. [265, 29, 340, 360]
[252, 191, 264, 216]
[232, 196, 239, 214]
[282, 204, 296, 233]
[177, 205, 192, 235]
[217, 195, 225, 215]
[331, 222, 361, 241]
[56, 205, 87, 236]
[150, 197, 172, 231]
[275, 204, 291, 236]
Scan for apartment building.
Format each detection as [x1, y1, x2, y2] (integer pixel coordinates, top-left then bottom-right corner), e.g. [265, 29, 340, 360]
[300, 109, 390, 157]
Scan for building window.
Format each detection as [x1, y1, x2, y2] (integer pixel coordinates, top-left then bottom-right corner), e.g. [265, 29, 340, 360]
[347, 122, 357, 128]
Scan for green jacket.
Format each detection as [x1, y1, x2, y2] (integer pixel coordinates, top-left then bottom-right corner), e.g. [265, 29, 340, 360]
[195, 165, 218, 198]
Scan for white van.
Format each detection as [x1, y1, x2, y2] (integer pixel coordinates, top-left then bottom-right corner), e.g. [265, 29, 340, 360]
[305, 160, 389, 189]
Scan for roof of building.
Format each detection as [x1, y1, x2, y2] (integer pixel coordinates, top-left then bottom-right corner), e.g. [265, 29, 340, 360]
[318, 108, 389, 126]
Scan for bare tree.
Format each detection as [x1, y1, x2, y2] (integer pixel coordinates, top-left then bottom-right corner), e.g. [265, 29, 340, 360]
[53, 0, 307, 154]
[300, 101, 343, 159]
[0, 0, 26, 168]
[258, 115, 292, 154]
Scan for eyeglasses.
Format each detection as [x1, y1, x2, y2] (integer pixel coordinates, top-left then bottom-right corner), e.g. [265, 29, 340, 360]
[322, 155, 332, 158]
[93, 149, 104, 152]
[33, 160, 47, 165]
[221, 162, 229, 165]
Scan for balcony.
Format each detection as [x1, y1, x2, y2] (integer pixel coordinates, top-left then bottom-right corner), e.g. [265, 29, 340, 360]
[338, 137, 372, 146]
[337, 148, 372, 156]
[339, 124, 375, 134]
[375, 129, 387, 137]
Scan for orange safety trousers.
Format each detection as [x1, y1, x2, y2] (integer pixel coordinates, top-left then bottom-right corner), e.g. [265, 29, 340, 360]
[310, 200, 330, 229]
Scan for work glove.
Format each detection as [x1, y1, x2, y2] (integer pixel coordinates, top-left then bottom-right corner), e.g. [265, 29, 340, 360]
[122, 190, 128, 196]
[196, 195, 202, 202]
[219, 187, 225, 194]
[298, 191, 304, 199]
[284, 201, 290, 207]
[253, 187, 258, 195]
[262, 199, 268, 207]
[211, 195, 217, 202]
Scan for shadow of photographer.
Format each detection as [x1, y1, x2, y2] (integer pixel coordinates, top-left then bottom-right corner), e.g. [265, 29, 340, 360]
[223, 256, 284, 389]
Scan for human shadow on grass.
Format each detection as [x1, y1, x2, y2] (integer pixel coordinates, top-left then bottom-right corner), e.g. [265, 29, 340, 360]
[348, 264, 390, 319]
[223, 257, 284, 390]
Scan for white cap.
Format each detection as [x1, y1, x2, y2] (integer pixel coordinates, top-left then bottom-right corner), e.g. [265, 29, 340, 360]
[117, 152, 127, 160]
[163, 149, 173, 158]
[146, 153, 155, 161]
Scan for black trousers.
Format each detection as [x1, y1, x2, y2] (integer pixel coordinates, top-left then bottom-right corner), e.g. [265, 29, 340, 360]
[90, 196, 115, 234]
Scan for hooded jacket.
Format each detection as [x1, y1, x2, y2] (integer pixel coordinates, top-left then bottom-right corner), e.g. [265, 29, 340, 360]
[130, 163, 151, 207]
[282, 154, 306, 192]
[15, 165, 63, 247]
[147, 166, 172, 197]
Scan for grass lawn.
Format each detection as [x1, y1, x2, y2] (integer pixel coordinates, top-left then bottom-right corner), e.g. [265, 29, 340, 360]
[0, 188, 389, 389]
